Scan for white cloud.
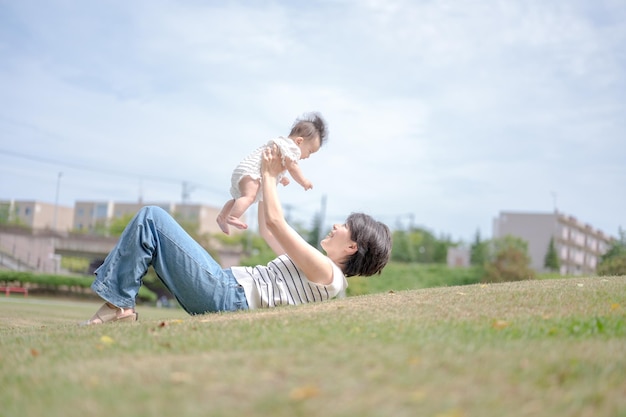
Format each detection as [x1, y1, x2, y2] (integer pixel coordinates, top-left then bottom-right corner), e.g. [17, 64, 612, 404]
[0, 0, 624, 241]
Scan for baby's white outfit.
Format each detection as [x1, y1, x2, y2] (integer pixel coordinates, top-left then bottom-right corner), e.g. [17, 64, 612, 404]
[229, 136, 301, 203]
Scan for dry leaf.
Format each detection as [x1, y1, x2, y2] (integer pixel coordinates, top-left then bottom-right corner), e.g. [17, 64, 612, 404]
[289, 384, 320, 400]
[100, 335, 115, 345]
[170, 372, 192, 384]
[492, 320, 509, 330]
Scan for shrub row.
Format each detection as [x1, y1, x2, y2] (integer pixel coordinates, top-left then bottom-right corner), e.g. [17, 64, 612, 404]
[0, 270, 156, 303]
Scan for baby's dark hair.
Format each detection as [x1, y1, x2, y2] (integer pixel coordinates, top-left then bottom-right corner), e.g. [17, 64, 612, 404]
[289, 112, 328, 147]
[342, 213, 392, 277]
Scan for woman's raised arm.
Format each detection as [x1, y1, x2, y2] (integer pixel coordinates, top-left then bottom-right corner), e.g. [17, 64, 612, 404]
[259, 146, 333, 285]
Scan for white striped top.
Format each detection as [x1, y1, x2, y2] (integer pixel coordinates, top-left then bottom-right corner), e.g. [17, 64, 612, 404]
[230, 254, 348, 309]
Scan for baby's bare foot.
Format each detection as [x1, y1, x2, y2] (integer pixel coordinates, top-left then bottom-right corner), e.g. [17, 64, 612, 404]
[216, 216, 230, 234]
[227, 216, 248, 230]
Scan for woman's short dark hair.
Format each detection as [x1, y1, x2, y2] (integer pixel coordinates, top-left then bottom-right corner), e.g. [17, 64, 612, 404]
[343, 213, 392, 277]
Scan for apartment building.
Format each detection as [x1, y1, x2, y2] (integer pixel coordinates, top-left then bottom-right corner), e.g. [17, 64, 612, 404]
[73, 201, 235, 236]
[1, 199, 245, 272]
[0, 199, 74, 232]
[493, 211, 613, 275]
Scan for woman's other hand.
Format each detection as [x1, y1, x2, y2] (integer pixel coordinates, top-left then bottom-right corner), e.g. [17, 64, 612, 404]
[261, 144, 284, 178]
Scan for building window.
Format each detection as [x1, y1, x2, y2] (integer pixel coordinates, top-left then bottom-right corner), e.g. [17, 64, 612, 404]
[574, 249, 584, 264]
[94, 204, 108, 219]
[587, 237, 597, 251]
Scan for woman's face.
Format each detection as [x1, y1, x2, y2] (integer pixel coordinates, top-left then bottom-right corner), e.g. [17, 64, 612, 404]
[320, 222, 356, 256]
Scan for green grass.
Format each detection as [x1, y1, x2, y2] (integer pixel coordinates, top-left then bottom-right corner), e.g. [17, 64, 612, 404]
[348, 262, 483, 295]
[1, 276, 625, 417]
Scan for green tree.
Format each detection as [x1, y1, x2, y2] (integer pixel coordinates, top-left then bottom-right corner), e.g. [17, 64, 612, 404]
[108, 213, 136, 237]
[307, 212, 323, 250]
[391, 227, 453, 264]
[483, 235, 536, 283]
[0, 204, 10, 224]
[597, 228, 626, 276]
[470, 229, 488, 266]
[543, 236, 560, 272]
[391, 230, 413, 262]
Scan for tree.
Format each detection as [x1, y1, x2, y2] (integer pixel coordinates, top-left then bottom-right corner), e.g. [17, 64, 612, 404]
[108, 213, 136, 237]
[307, 212, 323, 250]
[482, 235, 536, 283]
[597, 228, 626, 276]
[391, 230, 413, 262]
[470, 229, 488, 266]
[543, 236, 560, 272]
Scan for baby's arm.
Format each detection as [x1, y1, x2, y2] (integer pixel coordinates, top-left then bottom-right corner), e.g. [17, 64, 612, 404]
[284, 159, 312, 190]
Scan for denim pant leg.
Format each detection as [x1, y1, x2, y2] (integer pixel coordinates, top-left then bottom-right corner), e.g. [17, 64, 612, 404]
[92, 206, 248, 314]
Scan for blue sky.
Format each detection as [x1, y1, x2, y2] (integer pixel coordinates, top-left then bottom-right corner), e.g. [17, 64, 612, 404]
[1, 0, 624, 242]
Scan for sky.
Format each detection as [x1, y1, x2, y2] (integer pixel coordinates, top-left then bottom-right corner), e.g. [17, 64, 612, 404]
[0, 0, 624, 243]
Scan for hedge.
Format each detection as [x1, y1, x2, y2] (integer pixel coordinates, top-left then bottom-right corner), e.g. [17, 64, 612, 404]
[0, 270, 156, 303]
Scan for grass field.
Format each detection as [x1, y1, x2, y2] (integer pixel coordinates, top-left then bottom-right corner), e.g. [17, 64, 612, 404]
[1, 276, 625, 417]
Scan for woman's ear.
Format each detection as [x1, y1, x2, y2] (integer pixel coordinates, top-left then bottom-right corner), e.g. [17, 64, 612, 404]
[346, 242, 358, 256]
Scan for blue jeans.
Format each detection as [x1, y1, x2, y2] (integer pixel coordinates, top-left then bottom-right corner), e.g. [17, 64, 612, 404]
[91, 206, 249, 315]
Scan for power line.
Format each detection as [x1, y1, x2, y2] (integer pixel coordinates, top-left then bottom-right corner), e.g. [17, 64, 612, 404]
[0, 148, 225, 197]
[0, 148, 181, 184]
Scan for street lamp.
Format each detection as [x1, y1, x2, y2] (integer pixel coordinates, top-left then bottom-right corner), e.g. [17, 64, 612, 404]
[53, 172, 63, 231]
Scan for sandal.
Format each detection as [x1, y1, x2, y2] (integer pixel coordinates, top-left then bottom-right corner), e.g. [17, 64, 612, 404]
[81, 302, 138, 325]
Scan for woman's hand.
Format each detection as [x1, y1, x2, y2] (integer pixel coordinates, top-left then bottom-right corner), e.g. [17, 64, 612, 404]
[261, 144, 284, 178]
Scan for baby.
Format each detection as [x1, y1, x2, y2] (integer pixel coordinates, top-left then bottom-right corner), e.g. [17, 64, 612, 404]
[217, 112, 328, 234]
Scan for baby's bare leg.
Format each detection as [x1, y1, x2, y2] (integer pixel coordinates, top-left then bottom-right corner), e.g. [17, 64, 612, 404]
[227, 177, 261, 230]
[216, 199, 235, 234]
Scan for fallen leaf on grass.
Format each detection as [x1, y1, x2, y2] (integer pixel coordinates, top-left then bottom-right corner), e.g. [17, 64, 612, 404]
[289, 384, 320, 400]
[410, 389, 426, 402]
[170, 372, 192, 384]
[435, 408, 465, 417]
[492, 320, 509, 330]
[611, 303, 620, 311]
[100, 335, 115, 345]
[30, 348, 40, 357]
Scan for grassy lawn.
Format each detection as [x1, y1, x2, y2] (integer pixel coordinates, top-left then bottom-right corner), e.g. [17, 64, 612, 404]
[1, 276, 625, 417]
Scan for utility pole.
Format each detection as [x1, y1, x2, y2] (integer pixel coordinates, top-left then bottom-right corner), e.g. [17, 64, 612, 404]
[182, 181, 196, 204]
[53, 172, 63, 231]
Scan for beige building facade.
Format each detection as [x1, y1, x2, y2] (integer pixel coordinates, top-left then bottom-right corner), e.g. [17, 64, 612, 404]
[73, 201, 235, 236]
[1, 199, 242, 272]
[0, 200, 74, 232]
[493, 211, 613, 275]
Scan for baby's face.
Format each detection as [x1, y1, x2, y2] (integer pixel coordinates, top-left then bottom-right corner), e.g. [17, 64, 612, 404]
[298, 136, 321, 160]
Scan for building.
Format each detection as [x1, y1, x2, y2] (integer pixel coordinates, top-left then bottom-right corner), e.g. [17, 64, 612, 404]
[0, 199, 74, 232]
[73, 201, 239, 236]
[493, 211, 613, 275]
[1, 199, 243, 273]
[447, 246, 471, 268]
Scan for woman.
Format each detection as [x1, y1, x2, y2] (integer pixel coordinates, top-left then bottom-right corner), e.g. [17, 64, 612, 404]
[83, 145, 392, 325]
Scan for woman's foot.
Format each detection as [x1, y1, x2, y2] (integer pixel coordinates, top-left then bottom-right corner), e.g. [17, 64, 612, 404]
[81, 302, 138, 325]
